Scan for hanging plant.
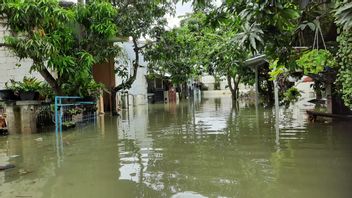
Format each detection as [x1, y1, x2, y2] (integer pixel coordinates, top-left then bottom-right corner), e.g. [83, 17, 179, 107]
[283, 87, 302, 106]
[296, 49, 337, 75]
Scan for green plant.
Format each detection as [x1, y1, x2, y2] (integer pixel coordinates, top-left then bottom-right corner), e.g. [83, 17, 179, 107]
[39, 83, 54, 100]
[67, 107, 83, 116]
[269, 59, 286, 81]
[0, 0, 120, 96]
[5, 77, 42, 92]
[296, 49, 337, 75]
[62, 121, 75, 128]
[336, 31, 352, 108]
[335, 0, 352, 31]
[283, 87, 301, 106]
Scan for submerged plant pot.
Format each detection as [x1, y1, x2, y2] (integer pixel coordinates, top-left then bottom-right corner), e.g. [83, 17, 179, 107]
[19, 91, 39, 100]
[0, 89, 19, 101]
[0, 128, 8, 136]
[72, 113, 83, 123]
[62, 123, 76, 130]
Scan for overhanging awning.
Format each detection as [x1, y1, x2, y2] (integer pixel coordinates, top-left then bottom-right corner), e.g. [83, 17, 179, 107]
[244, 55, 267, 68]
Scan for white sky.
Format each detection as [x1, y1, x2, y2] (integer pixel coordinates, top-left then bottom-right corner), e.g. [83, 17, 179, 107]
[166, 1, 193, 29]
[166, 0, 222, 28]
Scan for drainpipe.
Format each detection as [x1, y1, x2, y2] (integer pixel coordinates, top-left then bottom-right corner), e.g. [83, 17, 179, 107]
[274, 79, 280, 148]
[255, 65, 259, 105]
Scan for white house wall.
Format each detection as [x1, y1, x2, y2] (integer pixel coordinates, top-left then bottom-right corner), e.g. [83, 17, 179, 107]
[115, 41, 148, 105]
[0, 19, 42, 89]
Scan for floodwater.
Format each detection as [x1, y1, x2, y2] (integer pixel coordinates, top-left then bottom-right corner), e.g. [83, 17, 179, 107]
[1, 97, 352, 198]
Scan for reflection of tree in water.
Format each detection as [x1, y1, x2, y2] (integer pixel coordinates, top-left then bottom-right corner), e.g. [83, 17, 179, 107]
[137, 102, 284, 197]
[118, 99, 352, 197]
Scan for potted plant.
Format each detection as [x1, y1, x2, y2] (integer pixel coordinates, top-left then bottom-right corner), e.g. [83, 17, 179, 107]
[77, 80, 105, 102]
[6, 77, 42, 100]
[0, 89, 19, 101]
[296, 49, 337, 99]
[62, 121, 76, 130]
[68, 107, 83, 123]
[296, 49, 336, 75]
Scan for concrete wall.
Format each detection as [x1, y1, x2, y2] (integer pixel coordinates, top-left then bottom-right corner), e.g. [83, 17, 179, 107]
[200, 75, 228, 90]
[0, 19, 42, 89]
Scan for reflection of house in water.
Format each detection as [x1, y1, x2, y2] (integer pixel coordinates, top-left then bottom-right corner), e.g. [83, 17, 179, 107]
[117, 97, 234, 193]
[117, 105, 163, 189]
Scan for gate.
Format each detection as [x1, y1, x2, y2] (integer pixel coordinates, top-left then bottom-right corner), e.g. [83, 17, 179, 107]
[54, 96, 97, 165]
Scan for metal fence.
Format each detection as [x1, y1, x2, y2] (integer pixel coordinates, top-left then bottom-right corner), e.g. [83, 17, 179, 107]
[54, 96, 97, 166]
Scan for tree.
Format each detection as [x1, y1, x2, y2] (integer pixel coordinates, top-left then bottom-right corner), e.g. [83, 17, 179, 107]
[0, 0, 120, 97]
[109, 0, 172, 114]
[145, 12, 253, 101]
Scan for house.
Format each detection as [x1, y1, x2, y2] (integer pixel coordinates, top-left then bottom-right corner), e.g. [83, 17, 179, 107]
[116, 41, 149, 107]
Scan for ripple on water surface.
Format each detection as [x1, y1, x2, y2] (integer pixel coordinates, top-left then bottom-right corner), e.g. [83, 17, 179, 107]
[1, 97, 352, 198]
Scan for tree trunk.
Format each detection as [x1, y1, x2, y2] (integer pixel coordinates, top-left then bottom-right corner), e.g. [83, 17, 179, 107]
[111, 89, 118, 116]
[39, 68, 62, 95]
[227, 74, 237, 101]
[112, 37, 140, 115]
[113, 37, 139, 93]
[234, 75, 241, 100]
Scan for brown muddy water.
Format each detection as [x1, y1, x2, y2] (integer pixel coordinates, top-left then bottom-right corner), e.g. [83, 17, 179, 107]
[0, 97, 352, 198]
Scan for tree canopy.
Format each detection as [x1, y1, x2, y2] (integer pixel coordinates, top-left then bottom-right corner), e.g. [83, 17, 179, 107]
[0, 0, 120, 97]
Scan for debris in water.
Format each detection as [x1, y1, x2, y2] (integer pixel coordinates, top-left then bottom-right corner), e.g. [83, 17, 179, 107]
[18, 169, 33, 175]
[0, 164, 16, 171]
[34, 137, 43, 142]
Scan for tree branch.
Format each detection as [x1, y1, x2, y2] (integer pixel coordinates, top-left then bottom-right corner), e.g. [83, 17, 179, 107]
[113, 37, 140, 92]
[136, 41, 155, 50]
[39, 68, 62, 95]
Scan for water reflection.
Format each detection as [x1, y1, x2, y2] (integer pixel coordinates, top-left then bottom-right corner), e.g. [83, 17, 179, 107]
[0, 97, 352, 198]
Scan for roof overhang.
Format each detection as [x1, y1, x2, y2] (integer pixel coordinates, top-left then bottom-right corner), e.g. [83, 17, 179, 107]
[244, 55, 267, 68]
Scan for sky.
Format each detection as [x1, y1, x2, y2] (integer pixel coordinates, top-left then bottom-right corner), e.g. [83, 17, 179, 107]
[167, 0, 223, 28]
[166, 1, 193, 29]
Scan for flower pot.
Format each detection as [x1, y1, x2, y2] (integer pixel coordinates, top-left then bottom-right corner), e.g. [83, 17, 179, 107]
[0, 89, 19, 101]
[72, 113, 83, 123]
[19, 91, 39, 100]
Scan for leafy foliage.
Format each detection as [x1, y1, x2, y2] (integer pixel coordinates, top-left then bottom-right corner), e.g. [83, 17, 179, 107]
[283, 87, 301, 106]
[234, 22, 264, 54]
[0, 0, 120, 98]
[336, 31, 352, 108]
[269, 59, 286, 81]
[296, 49, 336, 75]
[110, 0, 172, 92]
[335, 0, 352, 30]
[5, 77, 42, 92]
[145, 11, 254, 100]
